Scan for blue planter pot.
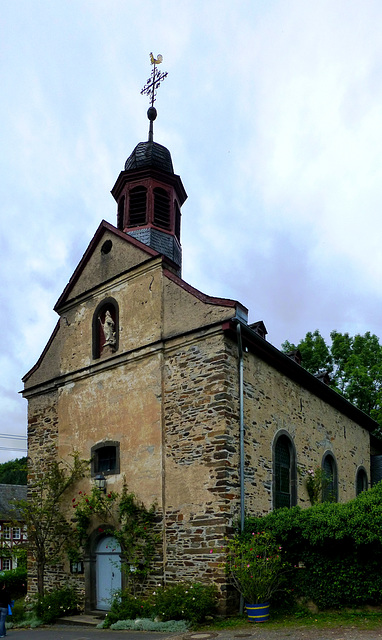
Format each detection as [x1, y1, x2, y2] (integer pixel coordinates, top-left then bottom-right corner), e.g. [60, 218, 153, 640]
[245, 602, 270, 623]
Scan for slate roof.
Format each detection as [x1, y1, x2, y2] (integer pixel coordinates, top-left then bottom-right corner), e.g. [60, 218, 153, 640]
[0, 484, 27, 520]
[125, 141, 174, 173]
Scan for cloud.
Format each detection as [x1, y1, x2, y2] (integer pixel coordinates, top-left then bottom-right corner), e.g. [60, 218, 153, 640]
[2, 0, 382, 463]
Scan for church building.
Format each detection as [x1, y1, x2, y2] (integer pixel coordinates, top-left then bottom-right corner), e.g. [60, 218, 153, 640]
[22, 58, 378, 612]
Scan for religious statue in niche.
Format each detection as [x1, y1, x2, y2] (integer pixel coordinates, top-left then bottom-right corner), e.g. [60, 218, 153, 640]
[99, 309, 116, 355]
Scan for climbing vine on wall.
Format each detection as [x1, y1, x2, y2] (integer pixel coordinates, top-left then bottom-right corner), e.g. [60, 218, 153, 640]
[70, 483, 161, 593]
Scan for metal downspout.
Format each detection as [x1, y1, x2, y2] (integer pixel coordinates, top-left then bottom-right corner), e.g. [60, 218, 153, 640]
[236, 323, 245, 615]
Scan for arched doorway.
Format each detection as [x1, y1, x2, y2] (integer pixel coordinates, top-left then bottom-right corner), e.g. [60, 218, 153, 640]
[95, 536, 122, 610]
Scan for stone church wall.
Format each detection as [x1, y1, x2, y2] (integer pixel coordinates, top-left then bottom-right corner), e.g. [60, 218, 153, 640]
[26, 390, 83, 594]
[242, 351, 370, 513]
[163, 331, 240, 594]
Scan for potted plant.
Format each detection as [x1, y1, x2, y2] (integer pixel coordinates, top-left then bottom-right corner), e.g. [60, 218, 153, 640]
[225, 530, 288, 622]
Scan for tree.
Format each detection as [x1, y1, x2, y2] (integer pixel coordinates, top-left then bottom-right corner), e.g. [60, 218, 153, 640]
[0, 457, 27, 485]
[282, 330, 382, 436]
[13, 454, 88, 595]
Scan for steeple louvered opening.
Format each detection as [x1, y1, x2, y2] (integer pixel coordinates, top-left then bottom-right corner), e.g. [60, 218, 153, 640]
[153, 187, 170, 229]
[117, 195, 125, 230]
[128, 186, 147, 226]
[174, 200, 181, 240]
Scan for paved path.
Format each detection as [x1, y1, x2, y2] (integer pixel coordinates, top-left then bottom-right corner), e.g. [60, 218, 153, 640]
[5, 627, 172, 640]
[6, 625, 382, 640]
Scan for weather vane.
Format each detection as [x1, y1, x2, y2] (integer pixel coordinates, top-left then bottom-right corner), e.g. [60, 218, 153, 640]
[141, 53, 168, 142]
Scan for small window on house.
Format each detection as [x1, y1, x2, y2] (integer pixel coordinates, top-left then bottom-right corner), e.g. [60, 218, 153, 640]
[273, 433, 297, 509]
[129, 186, 147, 226]
[356, 467, 368, 496]
[91, 441, 120, 476]
[154, 187, 171, 229]
[12, 528, 21, 540]
[322, 452, 338, 502]
[92, 299, 119, 359]
[2, 559, 11, 571]
[3, 527, 10, 540]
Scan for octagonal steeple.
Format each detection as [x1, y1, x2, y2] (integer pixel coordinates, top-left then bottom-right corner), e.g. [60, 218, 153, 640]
[111, 55, 187, 277]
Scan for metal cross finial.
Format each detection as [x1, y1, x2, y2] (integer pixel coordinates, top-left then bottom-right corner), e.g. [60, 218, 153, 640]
[141, 52, 168, 109]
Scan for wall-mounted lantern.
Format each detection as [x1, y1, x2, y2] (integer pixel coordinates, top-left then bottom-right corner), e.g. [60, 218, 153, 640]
[94, 472, 107, 493]
[70, 560, 84, 574]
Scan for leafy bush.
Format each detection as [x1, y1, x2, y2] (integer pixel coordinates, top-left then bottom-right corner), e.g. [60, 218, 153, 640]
[224, 531, 289, 604]
[105, 582, 218, 627]
[243, 482, 382, 608]
[103, 590, 153, 627]
[8, 598, 25, 623]
[0, 567, 27, 598]
[153, 582, 218, 623]
[35, 587, 79, 624]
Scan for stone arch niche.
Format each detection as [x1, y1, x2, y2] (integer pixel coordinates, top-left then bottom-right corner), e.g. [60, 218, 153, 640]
[92, 298, 119, 360]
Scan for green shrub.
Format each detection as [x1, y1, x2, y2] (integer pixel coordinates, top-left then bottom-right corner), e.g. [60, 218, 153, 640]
[243, 482, 382, 609]
[106, 582, 218, 626]
[0, 567, 27, 598]
[104, 590, 153, 627]
[8, 598, 25, 623]
[35, 587, 79, 624]
[224, 531, 289, 604]
[154, 582, 218, 623]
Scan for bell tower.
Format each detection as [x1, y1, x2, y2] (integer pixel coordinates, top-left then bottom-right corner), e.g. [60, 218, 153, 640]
[111, 54, 187, 276]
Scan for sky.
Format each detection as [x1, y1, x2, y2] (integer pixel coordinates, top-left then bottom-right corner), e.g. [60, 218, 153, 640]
[2, 0, 382, 464]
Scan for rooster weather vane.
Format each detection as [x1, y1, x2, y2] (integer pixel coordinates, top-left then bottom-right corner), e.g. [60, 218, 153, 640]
[141, 53, 168, 142]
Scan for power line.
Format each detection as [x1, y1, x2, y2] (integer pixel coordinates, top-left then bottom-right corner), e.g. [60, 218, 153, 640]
[0, 435, 27, 440]
[0, 447, 27, 452]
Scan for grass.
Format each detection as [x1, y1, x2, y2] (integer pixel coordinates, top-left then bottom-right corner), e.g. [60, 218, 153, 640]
[197, 607, 382, 633]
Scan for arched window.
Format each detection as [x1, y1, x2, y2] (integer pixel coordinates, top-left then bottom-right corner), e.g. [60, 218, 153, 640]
[153, 187, 170, 229]
[356, 467, 368, 496]
[273, 432, 297, 509]
[92, 298, 119, 359]
[129, 186, 147, 226]
[322, 452, 338, 502]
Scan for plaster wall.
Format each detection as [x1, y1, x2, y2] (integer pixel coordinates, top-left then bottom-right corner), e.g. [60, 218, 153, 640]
[68, 229, 154, 302]
[57, 352, 163, 505]
[162, 276, 240, 338]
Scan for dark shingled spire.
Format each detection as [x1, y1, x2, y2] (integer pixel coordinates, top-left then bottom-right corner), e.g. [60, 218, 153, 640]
[124, 140, 174, 174]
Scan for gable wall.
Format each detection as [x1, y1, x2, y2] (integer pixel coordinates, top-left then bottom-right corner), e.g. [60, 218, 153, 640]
[67, 230, 154, 302]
